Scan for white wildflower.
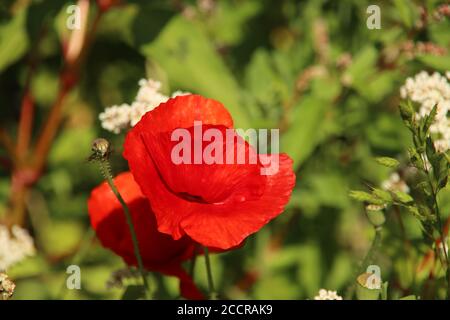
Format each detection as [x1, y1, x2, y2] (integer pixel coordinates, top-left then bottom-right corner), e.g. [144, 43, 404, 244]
[0, 225, 36, 271]
[99, 78, 191, 133]
[382, 172, 410, 193]
[99, 104, 131, 134]
[434, 138, 449, 153]
[0, 272, 16, 300]
[400, 71, 450, 153]
[314, 289, 343, 300]
[135, 78, 168, 106]
[129, 101, 154, 127]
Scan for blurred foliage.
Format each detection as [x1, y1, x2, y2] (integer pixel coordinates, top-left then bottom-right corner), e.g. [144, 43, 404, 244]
[0, 0, 449, 300]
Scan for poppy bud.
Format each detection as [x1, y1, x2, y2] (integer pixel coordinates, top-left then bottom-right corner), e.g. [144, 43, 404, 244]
[89, 138, 111, 161]
[356, 272, 381, 300]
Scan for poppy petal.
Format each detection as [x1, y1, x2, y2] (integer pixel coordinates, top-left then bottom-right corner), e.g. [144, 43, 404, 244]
[87, 172, 204, 298]
[179, 154, 295, 248]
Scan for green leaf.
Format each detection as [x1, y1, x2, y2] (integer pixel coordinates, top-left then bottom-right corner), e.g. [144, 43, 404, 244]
[280, 78, 341, 169]
[280, 96, 328, 170]
[0, 8, 28, 72]
[408, 147, 424, 170]
[244, 49, 288, 110]
[399, 100, 414, 125]
[142, 16, 249, 128]
[418, 54, 450, 72]
[391, 190, 414, 204]
[345, 46, 377, 85]
[421, 104, 437, 137]
[375, 157, 400, 168]
[372, 188, 393, 203]
[349, 191, 385, 205]
[393, 0, 417, 28]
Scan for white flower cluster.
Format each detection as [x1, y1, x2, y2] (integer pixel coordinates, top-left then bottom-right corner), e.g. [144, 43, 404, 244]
[314, 289, 343, 300]
[99, 79, 189, 134]
[400, 71, 450, 153]
[382, 172, 410, 194]
[0, 272, 16, 300]
[0, 225, 36, 271]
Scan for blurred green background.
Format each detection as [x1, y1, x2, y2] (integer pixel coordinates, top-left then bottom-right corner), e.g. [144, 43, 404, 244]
[0, 0, 449, 299]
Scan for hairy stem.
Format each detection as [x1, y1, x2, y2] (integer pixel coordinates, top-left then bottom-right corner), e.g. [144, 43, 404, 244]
[98, 160, 151, 299]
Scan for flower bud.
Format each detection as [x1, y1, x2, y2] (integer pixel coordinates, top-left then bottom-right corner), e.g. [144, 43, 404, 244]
[356, 272, 381, 300]
[366, 205, 386, 227]
[89, 138, 112, 161]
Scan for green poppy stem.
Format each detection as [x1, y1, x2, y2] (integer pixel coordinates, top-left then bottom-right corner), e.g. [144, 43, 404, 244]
[203, 246, 218, 299]
[98, 160, 152, 300]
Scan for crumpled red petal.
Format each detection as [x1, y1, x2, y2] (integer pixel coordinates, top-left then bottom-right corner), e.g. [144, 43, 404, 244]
[124, 94, 296, 249]
[87, 171, 203, 299]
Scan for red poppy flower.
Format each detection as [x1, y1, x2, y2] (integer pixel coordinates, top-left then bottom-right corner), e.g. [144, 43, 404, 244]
[88, 171, 203, 299]
[124, 94, 295, 250]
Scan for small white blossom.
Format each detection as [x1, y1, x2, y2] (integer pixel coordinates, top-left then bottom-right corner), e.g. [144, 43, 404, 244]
[0, 225, 36, 271]
[314, 289, 343, 300]
[0, 272, 16, 300]
[135, 78, 168, 106]
[99, 104, 131, 134]
[434, 138, 449, 153]
[128, 101, 156, 127]
[400, 71, 450, 153]
[382, 172, 410, 193]
[99, 79, 191, 134]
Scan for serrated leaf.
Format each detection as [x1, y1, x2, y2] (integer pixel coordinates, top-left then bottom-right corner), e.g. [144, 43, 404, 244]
[372, 188, 393, 203]
[399, 100, 414, 124]
[422, 105, 437, 136]
[392, 190, 413, 204]
[349, 191, 385, 205]
[408, 147, 424, 170]
[375, 157, 400, 168]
